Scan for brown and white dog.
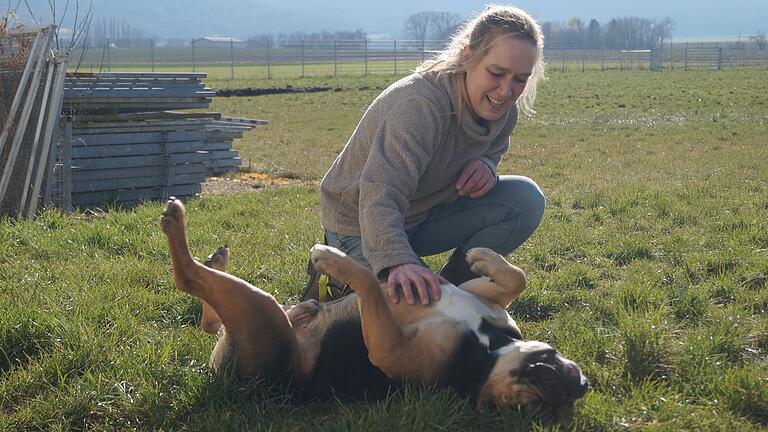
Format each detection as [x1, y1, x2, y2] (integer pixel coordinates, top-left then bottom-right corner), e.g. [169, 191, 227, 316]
[160, 198, 588, 411]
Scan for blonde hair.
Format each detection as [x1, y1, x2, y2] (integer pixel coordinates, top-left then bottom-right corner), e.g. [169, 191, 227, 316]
[417, 4, 545, 116]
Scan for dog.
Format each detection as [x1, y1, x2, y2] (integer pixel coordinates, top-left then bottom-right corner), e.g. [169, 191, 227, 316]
[160, 198, 588, 411]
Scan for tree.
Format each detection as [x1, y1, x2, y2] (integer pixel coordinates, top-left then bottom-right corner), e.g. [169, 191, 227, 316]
[403, 11, 433, 43]
[430, 12, 461, 41]
[651, 17, 675, 48]
[89, 16, 144, 48]
[586, 19, 602, 49]
[750, 31, 767, 50]
[564, 17, 585, 48]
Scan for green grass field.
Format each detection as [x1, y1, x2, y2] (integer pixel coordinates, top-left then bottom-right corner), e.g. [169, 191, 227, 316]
[1, 69, 767, 430]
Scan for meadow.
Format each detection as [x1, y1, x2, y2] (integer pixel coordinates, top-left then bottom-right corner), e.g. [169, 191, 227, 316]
[1, 69, 767, 430]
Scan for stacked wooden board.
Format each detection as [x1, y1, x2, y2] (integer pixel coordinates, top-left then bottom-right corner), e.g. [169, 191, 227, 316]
[59, 72, 266, 210]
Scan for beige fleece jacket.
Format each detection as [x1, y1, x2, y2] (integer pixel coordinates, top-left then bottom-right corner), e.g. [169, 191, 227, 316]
[319, 70, 518, 276]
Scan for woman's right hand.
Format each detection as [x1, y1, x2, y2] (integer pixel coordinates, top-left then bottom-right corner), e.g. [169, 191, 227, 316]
[387, 263, 447, 305]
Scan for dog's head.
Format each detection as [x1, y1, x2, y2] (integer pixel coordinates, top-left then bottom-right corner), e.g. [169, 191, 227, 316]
[477, 340, 588, 412]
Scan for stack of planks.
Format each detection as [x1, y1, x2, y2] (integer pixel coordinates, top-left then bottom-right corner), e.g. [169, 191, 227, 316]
[59, 72, 266, 210]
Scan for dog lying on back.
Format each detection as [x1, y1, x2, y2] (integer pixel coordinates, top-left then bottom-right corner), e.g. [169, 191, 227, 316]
[160, 198, 588, 411]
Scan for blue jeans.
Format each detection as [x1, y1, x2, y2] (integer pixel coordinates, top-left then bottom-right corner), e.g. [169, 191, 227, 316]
[325, 175, 546, 270]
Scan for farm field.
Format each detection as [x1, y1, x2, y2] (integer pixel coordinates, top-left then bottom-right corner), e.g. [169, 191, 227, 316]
[1, 69, 767, 430]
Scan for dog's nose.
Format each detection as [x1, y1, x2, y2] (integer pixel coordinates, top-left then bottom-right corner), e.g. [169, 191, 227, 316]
[524, 359, 589, 403]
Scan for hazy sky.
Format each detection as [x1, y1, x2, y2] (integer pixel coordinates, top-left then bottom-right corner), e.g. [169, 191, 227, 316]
[13, 0, 768, 40]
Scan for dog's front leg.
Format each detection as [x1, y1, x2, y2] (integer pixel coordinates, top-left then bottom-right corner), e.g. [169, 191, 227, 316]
[309, 246, 412, 372]
[459, 248, 527, 308]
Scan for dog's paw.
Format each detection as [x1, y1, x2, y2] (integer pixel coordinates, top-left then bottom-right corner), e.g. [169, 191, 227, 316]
[466, 247, 508, 277]
[309, 244, 349, 277]
[160, 197, 186, 234]
[204, 245, 230, 271]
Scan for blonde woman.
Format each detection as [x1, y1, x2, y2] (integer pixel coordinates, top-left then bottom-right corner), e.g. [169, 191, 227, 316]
[309, 5, 546, 306]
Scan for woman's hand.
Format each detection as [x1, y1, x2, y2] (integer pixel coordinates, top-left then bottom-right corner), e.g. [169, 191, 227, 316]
[387, 263, 447, 305]
[456, 159, 496, 198]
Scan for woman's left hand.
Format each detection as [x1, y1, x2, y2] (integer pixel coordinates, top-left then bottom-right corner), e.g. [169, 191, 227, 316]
[456, 159, 496, 198]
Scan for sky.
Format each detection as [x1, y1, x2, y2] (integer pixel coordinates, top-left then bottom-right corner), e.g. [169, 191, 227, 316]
[11, 0, 768, 40]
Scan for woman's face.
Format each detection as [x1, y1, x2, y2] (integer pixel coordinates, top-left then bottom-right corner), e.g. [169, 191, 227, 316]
[464, 36, 537, 122]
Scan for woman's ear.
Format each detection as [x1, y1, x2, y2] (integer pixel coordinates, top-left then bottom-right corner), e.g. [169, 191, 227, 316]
[461, 46, 472, 63]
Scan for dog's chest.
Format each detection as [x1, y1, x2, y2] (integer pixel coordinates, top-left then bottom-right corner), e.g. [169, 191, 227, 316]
[427, 285, 511, 348]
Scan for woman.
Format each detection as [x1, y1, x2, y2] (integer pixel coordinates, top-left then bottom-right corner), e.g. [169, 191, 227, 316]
[307, 5, 546, 306]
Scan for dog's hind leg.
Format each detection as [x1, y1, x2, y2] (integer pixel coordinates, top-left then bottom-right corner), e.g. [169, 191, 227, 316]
[199, 245, 228, 334]
[161, 198, 303, 380]
[458, 248, 527, 309]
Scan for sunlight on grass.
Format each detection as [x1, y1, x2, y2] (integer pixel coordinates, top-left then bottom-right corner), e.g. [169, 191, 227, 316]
[1, 69, 767, 430]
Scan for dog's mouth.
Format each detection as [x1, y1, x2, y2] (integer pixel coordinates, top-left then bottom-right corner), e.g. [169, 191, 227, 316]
[521, 354, 589, 405]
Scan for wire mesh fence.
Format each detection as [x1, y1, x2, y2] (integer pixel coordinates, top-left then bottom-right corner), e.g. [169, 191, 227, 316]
[65, 38, 768, 79]
[1, 26, 68, 219]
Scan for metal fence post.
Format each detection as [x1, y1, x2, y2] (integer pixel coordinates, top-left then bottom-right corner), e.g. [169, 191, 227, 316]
[364, 39, 368, 76]
[717, 47, 723, 70]
[301, 39, 305, 78]
[192, 39, 196, 72]
[230, 37, 234, 79]
[601, 49, 604, 71]
[267, 38, 272, 79]
[150, 38, 155, 72]
[334, 39, 337, 77]
[107, 38, 111, 71]
[394, 40, 397, 75]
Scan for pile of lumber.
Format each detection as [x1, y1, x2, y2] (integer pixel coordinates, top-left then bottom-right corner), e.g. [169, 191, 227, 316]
[58, 72, 266, 210]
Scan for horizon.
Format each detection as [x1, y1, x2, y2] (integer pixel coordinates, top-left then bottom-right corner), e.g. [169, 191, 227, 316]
[8, 0, 768, 41]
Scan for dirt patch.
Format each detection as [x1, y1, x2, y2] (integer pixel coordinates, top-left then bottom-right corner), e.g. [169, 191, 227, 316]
[201, 172, 318, 195]
[216, 86, 342, 97]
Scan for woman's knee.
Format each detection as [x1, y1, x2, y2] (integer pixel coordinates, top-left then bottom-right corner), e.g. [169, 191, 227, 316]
[495, 175, 546, 223]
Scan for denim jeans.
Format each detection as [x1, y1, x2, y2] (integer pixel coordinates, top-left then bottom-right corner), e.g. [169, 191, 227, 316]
[324, 175, 546, 270]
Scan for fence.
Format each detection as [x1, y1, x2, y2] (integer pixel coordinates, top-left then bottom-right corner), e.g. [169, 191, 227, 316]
[0, 26, 68, 219]
[66, 38, 768, 79]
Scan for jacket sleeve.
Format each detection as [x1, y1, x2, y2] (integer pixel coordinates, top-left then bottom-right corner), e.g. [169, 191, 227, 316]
[358, 96, 445, 276]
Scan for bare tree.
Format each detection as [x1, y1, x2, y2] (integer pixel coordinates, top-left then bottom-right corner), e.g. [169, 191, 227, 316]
[651, 17, 675, 48]
[586, 19, 602, 49]
[89, 16, 144, 48]
[430, 12, 461, 41]
[564, 17, 585, 48]
[750, 31, 767, 50]
[403, 11, 433, 42]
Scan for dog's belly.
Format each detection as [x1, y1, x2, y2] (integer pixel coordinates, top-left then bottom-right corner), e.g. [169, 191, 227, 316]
[303, 315, 398, 400]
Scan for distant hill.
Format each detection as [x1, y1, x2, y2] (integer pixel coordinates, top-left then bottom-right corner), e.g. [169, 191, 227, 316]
[12, 0, 768, 41]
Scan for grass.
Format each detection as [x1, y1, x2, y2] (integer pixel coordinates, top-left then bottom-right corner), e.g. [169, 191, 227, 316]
[1, 69, 767, 430]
